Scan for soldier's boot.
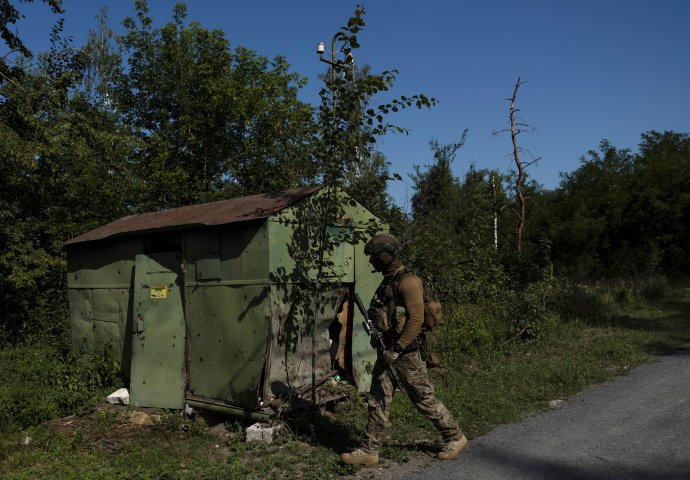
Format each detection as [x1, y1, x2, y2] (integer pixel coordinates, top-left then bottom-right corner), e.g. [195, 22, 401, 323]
[437, 435, 469, 461]
[340, 448, 379, 467]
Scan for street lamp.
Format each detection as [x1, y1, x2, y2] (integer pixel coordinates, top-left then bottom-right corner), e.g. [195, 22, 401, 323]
[316, 32, 354, 76]
[316, 32, 355, 133]
[316, 31, 360, 180]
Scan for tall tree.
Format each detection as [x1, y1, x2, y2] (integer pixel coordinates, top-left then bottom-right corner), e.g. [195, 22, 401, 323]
[315, 5, 436, 192]
[406, 133, 508, 302]
[628, 131, 690, 275]
[78, 6, 121, 108]
[411, 134, 465, 223]
[1, 0, 63, 82]
[0, 27, 137, 340]
[492, 77, 540, 257]
[115, 0, 316, 209]
[544, 141, 635, 278]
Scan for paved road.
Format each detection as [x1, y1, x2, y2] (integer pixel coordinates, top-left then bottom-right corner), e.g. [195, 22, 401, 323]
[407, 345, 690, 480]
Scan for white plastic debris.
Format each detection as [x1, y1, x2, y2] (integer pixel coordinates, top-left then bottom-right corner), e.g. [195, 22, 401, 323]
[107, 387, 130, 405]
[245, 422, 282, 444]
[24, 436, 32, 446]
[184, 404, 194, 416]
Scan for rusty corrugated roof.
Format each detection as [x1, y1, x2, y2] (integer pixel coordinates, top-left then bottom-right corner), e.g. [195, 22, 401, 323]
[64, 186, 322, 246]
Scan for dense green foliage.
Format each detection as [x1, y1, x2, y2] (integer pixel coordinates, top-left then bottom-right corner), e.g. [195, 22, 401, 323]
[530, 132, 690, 279]
[0, 337, 121, 432]
[400, 130, 690, 344]
[115, 1, 318, 208]
[1, 2, 690, 461]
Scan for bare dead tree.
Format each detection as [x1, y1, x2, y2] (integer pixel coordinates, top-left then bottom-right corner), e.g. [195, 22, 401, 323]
[493, 77, 540, 257]
[510, 77, 527, 255]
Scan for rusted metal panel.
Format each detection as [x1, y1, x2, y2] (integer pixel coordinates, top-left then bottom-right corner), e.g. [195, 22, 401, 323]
[69, 289, 92, 353]
[183, 223, 269, 283]
[265, 189, 381, 393]
[218, 222, 269, 280]
[67, 239, 139, 372]
[266, 284, 346, 398]
[351, 241, 380, 392]
[66, 239, 139, 287]
[91, 288, 120, 353]
[65, 186, 322, 246]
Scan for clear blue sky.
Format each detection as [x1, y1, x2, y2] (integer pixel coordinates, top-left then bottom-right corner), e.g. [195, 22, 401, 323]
[16, 0, 690, 209]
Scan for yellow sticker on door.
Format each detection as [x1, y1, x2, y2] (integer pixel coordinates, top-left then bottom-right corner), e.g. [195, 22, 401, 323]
[150, 287, 168, 299]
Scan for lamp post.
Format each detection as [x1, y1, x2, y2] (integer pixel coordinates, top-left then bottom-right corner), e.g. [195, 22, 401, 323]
[316, 33, 355, 133]
[316, 32, 354, 77]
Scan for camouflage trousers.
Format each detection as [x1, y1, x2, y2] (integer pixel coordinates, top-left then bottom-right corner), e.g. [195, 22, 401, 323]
[362, 350, 463, 453]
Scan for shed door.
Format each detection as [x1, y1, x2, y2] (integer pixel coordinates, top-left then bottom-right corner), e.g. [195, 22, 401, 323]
[130, 252, 186, 408]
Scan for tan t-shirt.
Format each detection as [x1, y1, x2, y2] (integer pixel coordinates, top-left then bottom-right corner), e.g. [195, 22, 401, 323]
[394, 271, 425, 349]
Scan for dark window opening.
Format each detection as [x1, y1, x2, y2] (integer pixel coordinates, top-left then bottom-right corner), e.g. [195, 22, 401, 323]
[143, 233, 181, 254]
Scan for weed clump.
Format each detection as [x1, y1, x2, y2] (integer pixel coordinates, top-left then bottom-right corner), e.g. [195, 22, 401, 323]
[0, 337, 122, 432]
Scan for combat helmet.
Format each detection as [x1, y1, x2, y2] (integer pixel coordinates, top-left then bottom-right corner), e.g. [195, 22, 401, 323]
[364, 234, 401, 256]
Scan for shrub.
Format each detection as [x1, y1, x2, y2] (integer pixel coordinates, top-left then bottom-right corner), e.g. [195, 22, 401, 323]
[554, 275, 672, 325]
[0, 336, 122, 431]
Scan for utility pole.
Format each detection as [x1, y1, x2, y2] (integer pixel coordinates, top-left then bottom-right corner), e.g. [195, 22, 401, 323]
[316, 34, 354, 132]
[492, 174, 498, 252]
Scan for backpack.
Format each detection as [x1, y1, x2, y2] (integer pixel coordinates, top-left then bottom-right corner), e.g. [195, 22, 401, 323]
[421, 294, 442, 368]
[423, 294, 442, 329]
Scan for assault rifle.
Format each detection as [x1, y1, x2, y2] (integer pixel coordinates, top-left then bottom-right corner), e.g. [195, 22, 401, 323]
[353, 292, 404, 392]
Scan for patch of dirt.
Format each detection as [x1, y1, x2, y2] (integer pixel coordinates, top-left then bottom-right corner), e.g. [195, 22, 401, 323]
[42, 401, 439, 479]
[45, 402, 161, 446]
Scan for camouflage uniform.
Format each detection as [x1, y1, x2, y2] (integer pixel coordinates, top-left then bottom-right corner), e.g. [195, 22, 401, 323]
[362, 265, 463, 453]
[363, 347, 462, 451]
[342, 235, 466, 466]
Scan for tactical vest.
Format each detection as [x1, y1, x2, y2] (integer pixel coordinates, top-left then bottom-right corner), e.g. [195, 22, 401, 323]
[367, 268, 413, 346]
[368, 267, 443, 366]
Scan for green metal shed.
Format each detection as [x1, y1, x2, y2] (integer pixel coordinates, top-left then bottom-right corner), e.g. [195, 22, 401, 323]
[64, 186, 383, 419]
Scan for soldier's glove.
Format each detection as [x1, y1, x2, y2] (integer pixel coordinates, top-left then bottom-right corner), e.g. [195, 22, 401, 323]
[383, 343, 402, 366]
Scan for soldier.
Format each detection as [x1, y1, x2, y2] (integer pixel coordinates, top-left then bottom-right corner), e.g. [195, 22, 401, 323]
[341, 234, 468, 467]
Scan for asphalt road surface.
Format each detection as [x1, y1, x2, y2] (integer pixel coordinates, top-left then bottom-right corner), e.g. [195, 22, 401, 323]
[407, 345, 690, 480]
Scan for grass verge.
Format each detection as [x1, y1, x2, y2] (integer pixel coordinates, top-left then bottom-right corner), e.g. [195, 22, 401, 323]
[2, 284, 690, 479]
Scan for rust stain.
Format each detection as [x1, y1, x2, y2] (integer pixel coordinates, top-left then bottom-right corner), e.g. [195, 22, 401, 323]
[65, 186, 322, 246]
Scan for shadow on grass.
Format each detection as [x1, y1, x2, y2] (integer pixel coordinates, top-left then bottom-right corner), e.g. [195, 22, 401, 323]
[279, 404, 364, 454]
[384, 440, 438, 455]
[579, 303, 690, 357]
[566, 287, 690, 330]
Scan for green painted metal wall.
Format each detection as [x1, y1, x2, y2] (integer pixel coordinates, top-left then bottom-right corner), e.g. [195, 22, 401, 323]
[67, 238, 140, 377]
[182, 222, 270, 409]
[265, 189, 382, 394]
[66, 189, 385, 415]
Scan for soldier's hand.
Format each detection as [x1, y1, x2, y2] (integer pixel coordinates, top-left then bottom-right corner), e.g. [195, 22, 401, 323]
[384, 350, 400, 366]
[383, 343, 402, 366]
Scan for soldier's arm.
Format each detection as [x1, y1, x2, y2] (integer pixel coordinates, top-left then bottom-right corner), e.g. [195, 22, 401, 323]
[396, 274, 425, 349]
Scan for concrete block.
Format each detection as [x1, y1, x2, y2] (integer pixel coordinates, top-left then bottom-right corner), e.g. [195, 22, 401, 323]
[245, 422, 281, 444]
[107, 387, 130, 405]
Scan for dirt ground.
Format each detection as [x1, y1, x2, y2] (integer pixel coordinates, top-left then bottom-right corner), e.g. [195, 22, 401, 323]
[42, 401, 436, 479]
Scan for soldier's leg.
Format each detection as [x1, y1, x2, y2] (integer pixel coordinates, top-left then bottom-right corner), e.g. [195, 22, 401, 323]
[397, 351, 463, 443]
[362, 357, 396, 452]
